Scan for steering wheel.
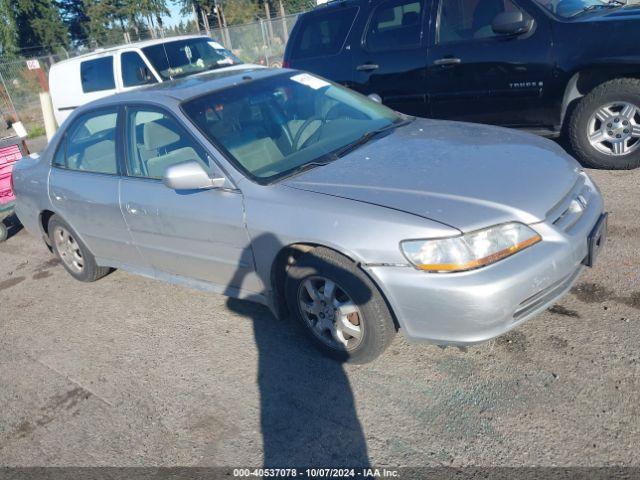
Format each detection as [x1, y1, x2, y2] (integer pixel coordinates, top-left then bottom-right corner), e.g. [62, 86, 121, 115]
[293, 116, 326, 150]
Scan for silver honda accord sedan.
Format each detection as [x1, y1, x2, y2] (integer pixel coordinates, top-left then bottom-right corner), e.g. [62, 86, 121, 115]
[13, 68, 607, 363]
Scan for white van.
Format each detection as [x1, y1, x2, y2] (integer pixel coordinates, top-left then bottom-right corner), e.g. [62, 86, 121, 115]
[49, 35, 250, 125]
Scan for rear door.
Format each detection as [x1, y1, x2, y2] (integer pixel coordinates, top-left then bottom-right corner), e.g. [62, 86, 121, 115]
[286, 5, 360, 87]
[119, 105, 261, 294]
[48, 107, 141, 266]
[426, 0, 554, 127]
[351, 0, 429, 116]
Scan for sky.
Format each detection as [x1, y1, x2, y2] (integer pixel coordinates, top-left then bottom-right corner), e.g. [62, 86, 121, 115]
[162, 2, 193, 29]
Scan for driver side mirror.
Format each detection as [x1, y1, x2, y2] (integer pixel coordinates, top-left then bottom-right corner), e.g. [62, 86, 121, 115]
[163, 160, 226, 191]
[491, 11, 533, 36]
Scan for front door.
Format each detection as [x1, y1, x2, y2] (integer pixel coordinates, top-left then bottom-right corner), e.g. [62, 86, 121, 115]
[427, 0, 554, 127]
[119, 105, 261, 295]
[48, 106, 141, 267]
[351, 0, 429, 117]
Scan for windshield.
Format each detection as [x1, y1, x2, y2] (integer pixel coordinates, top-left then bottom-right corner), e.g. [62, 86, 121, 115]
[182, 72, 402, 182]
[533, 0, 623, 17]
[142, 38, 241, 80]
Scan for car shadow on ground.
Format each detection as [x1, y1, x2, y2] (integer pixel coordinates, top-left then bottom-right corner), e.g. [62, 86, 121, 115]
[225, 233, 371, 467]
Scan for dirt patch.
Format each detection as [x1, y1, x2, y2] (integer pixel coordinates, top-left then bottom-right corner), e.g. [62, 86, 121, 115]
[0, 276, 26, 292]
[571, 282, 613, 303]
[495, 330, 527, 353]
[32, 271, 53, 280]
[548, 304, 581, 318]
[547, 335, 569, 349]
[619, 292, 640, 310]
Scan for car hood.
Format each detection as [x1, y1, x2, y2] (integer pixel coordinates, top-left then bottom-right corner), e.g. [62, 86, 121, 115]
[282, 119, 582, 232]
[572, 5, 640, 22]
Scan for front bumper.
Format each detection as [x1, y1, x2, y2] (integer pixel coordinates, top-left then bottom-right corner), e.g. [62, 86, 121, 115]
[363, 176, 605, 345]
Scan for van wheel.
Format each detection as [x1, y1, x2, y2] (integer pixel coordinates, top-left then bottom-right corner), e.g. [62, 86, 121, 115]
[48, 215, 111, 282]
[285, 247, 396, 364]
[568, 78, 640, 169]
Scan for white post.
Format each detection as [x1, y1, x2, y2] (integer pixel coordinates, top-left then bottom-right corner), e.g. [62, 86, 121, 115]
[39, 91, 57, 140]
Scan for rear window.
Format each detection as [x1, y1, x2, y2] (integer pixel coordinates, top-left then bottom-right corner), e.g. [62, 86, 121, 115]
[80, 57, 115, 93]
[366, 0, 423, 51]
[291, 7, 358, 60]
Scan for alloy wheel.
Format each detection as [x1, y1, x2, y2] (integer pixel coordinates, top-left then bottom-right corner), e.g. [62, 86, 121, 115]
[588, 101, 640, 156]
[53, 226, 84, 273]
[297, 276, 364, 351]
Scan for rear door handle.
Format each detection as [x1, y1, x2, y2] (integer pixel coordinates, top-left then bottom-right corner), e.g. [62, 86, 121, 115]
[434, 57, 461, 66]
[356, 63, 379, 72]
[126, 203, 144, 215]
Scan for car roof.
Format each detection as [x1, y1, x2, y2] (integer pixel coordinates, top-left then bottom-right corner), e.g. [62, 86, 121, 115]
[78, 66, 288, 111]
[52, 35, 217, 66]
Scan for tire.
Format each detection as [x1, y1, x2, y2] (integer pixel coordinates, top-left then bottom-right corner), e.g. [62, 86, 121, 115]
[48, 215, 111, 282]
[285, 247, 396, 364]
[0, 221, 7, 243]
[568, 78, 640, 169]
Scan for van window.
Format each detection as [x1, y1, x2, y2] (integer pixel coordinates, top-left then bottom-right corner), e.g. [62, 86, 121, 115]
[121, 52, 156, 87]
[142, 38, 241, 80]
[291, 7, 358, 60]
[366, 0, 423, 51]
[80, 57, 115, 93]
[55, 109, 119, 174]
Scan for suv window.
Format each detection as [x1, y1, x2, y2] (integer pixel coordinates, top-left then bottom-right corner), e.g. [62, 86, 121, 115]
[125, 107, 208, 179]
[54, 109, 119, 174]
[121, 52, 156, 87]
[438, 0, 529, 44]
[80, 57, 115, 93]
[366, 0, 423, 51]
[291, 7, 358, 60]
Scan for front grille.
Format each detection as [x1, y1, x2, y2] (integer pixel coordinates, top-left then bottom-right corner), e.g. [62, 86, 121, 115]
[546, 174, 592, 232]
[513, 266, 582, 321]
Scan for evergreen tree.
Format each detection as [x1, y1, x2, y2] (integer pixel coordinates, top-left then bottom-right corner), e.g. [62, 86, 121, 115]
[0, 0, 19, 56]
[13, 0, 69, 53]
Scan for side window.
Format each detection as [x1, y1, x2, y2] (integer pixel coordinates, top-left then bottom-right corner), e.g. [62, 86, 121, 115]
[291, 7, 358, 60]
[126, 108, 209, 180]
[121, 52, 157, 88]
[80, 57, 116, 93]
[438, 0, 531, 44]
[366, 0, 423, 51]
[52, 136, 66, 167]
[57, 109, 119, 174]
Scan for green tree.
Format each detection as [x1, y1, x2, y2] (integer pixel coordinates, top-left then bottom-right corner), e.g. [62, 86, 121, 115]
[0, 0, 19, 56]
[13, 0, 69, 54]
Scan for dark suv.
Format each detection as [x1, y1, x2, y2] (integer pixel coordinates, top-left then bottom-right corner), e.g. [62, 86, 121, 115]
[283, 0, 640, 169]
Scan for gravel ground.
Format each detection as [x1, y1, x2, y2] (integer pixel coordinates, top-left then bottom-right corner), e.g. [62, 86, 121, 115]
[0, 167, 638, 467]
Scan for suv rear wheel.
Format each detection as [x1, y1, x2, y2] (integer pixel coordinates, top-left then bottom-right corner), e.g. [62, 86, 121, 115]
[568, 78, 640, 169]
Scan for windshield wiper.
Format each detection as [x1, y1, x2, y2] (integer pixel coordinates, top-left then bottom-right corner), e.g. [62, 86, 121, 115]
[568, 1, 624, 17]
[333, 118, 412, 158]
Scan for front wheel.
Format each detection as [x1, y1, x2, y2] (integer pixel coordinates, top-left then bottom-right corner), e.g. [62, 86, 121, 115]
[568, 78, 640, 169]
[285, 247, 396, 364]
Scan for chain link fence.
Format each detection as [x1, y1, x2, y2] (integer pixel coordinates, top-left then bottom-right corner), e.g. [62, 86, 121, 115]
[0, 12, 304, 140]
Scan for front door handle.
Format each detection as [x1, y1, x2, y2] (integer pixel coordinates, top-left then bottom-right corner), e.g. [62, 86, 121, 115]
[434, 57, 461, 66]
[356, 63, 379, 72]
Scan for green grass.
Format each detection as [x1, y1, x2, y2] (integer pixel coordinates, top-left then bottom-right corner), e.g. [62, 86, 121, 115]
[27, 125, 46, 139]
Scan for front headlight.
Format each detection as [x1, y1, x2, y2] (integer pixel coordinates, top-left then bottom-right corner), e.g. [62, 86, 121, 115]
[401, 222, 541, 273]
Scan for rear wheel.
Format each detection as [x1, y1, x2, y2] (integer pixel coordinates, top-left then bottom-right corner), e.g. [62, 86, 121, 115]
[0, 221, 7, 243]
[568, 78, 640, 169]
[48, 215, 111, 282]
[285, 247, 396, 364]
